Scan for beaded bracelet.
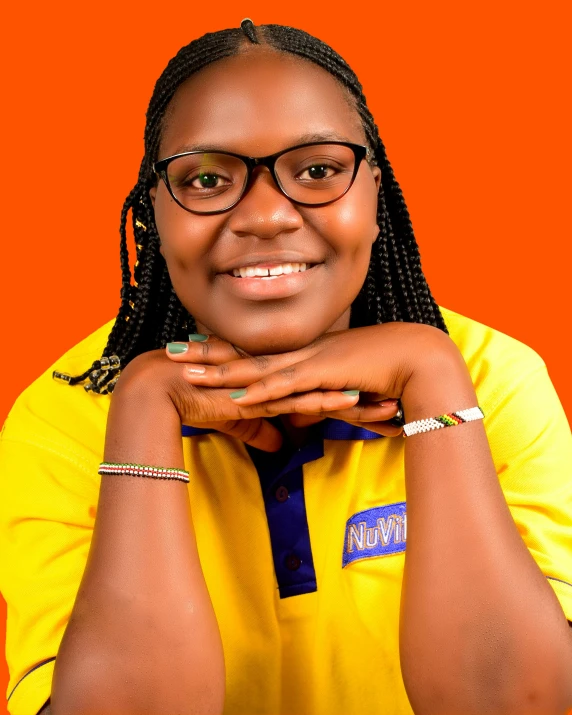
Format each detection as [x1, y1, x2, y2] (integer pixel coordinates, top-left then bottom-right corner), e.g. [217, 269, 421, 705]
[402, 406, 484, 438]
[98, 462, 190, 483]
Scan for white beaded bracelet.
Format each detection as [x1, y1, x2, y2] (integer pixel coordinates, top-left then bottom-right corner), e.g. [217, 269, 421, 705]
[98, 462, 190, 483]
[402, 406, 484, 438]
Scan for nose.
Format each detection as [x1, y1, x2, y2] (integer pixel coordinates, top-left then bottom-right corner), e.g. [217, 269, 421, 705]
[226, 166, 304, 239]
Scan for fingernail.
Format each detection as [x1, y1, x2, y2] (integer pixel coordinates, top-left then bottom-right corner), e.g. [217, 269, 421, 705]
[167, 342, 188, 354]
[381, 399, 399, 406]
[342, 390, 360, 396]
[187, 366, 206, 375]
[188, 334, 208, 342]
[230, 388, 247, 400]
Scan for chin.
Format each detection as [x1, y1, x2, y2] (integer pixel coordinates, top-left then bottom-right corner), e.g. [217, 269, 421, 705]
[231, 330, 319, 356]
[202, 315, 325, 356]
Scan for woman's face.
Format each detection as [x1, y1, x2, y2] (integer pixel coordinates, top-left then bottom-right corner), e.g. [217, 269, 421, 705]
[150, 47, 381, 355]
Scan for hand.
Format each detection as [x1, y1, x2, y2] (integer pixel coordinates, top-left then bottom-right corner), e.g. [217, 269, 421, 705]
[116, 342, 388, 452]
[166, 322, 458, 437]
[157, 334, 394, 444]
[164, 334, 401, 438]
[111, 347, 283, 452]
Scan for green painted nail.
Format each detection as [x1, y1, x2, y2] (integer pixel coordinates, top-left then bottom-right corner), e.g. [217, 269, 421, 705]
[167, 342, 188, 354]
[188, 334, 209, 342]
[342, 390, 360, 396]
[230, 388, 247, 400]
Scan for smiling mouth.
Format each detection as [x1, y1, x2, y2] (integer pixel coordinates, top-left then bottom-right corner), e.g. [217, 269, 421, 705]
[218, 261, 322, 301]
[228, 262, 317, 278]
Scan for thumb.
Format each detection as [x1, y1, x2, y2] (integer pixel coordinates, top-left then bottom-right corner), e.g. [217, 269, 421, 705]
[218, 418, 283, 452]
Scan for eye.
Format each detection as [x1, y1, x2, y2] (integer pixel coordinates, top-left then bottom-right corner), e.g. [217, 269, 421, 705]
[189, 172, 231, 189]
[297, 163, 338, 181]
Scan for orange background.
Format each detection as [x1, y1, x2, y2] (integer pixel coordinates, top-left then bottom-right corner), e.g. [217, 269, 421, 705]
[1, 0, 570, 711]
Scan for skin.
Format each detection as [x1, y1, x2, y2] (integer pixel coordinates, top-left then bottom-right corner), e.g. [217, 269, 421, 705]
[150, 47, 381, 356]
[49, 46, 572, 715]
[149, 46, 395, 444]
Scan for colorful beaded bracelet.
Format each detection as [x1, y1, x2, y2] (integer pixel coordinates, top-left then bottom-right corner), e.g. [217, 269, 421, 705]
[402, 406, 484, 437]
[98, 462, 190, 483]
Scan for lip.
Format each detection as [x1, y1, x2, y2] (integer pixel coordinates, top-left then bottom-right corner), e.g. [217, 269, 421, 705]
[217, 253, 323, 274]
[217, 263, 323, 301]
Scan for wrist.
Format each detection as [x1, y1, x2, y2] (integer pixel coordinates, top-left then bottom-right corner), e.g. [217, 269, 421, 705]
[105, 355, 183, 467]
[400, 343, 477, 423]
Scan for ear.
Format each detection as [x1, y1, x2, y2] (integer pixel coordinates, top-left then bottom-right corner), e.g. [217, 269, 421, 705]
[372, 222, 381, 245]
[371, 166, 382, 244]
[372, 165, 381, 194]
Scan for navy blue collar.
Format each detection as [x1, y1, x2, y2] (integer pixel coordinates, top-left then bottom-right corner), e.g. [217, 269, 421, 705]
[181, 417, 383, 441]
[181, 417, 384, 599]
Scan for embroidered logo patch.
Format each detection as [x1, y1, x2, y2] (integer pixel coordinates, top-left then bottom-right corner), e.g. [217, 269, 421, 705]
[342, 501, 407, 567]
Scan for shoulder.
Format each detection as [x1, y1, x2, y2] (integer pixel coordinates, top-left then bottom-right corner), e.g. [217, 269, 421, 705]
[1, 318, 115, 461]
[439, 304, 545, 373]
[437, 305, 547, 412]
[437, 306, 570, 482]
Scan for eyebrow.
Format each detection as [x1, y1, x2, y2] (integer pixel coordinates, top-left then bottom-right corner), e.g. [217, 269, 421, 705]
[168, 131, 357, 156]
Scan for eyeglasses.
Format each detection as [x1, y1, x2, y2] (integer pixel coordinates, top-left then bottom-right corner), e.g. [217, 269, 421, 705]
[153, 141, 372, 215]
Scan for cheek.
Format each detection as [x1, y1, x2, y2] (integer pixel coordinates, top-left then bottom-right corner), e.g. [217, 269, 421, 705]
[154, 189, 214, 263]
[310, 178, 379, 263]
[153, 190, 217, 302]
[154, 190, 198, 255]
[334, 202, 375, 241]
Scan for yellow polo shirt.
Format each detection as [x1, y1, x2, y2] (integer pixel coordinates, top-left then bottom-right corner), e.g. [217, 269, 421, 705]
[1, 306, 571, 715]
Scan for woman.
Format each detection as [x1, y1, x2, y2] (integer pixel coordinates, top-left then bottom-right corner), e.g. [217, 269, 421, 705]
[1, 19, 571, 715]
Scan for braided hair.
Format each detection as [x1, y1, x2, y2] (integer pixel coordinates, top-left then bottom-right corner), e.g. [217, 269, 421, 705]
[61, 19, 448, 394]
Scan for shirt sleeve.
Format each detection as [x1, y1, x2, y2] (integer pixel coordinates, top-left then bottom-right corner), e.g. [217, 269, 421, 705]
[0, 429, 98, 715]
[484, 363, 572, 620]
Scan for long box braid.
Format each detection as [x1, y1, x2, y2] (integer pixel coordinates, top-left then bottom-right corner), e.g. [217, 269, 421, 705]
[62, 20, 448, 394]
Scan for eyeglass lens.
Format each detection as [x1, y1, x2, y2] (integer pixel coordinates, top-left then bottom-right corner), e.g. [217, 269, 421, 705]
[165, 143, 357, 212]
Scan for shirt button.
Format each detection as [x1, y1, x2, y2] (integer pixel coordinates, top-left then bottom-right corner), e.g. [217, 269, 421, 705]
[285, 554, 301, 571]
[275, 485, 289, 502]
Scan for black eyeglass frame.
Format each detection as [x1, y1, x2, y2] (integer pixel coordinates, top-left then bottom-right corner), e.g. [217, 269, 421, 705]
[153, 141, 373, 215]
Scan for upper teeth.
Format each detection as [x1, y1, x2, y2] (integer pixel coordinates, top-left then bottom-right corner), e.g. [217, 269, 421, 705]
[232, 262, 309, 278]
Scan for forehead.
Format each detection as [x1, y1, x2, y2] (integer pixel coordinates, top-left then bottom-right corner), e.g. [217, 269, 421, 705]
[159, 48, 366, 157]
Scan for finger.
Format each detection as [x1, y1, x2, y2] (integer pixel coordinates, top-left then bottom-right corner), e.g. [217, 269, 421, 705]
[233, 389, 362, 419]
[338, 419, 404, 438]
[317, 401, 401, 422]
[360, 392, 397, 403]
[215, 418, 283, 452]
[273, 401, 399, 429]
[166, 334, 250, 365]
[183, 355, 340, 399]
[234, 391, 400, 418]
[287, 414, 327, 428]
